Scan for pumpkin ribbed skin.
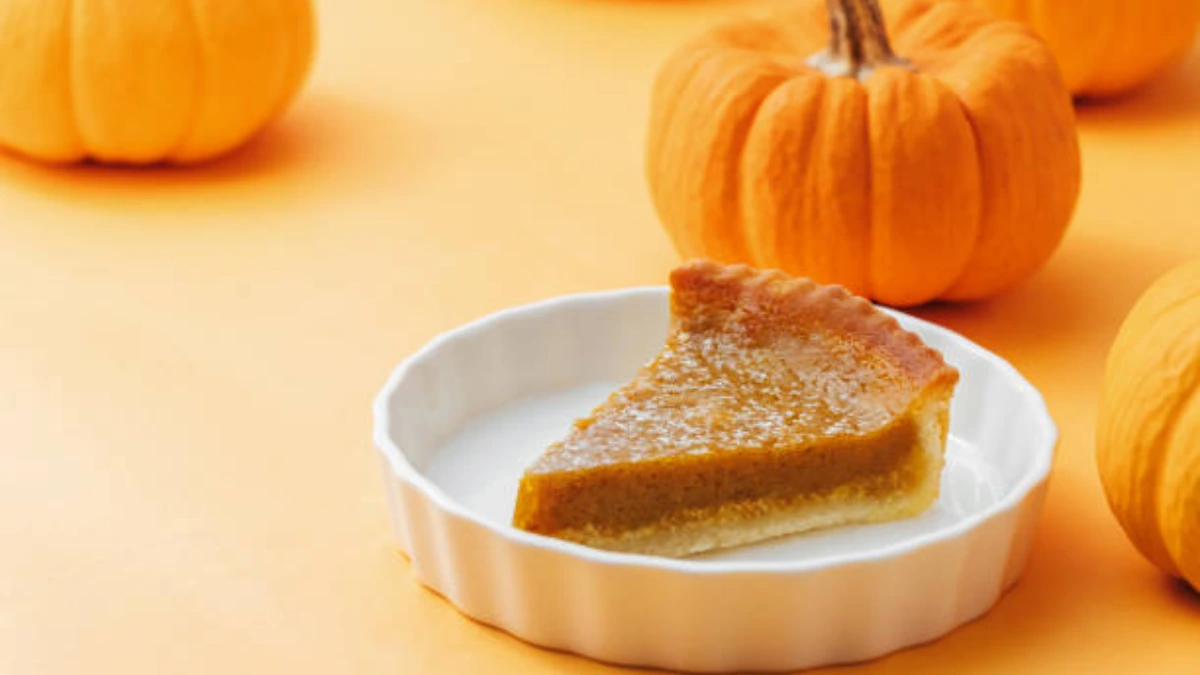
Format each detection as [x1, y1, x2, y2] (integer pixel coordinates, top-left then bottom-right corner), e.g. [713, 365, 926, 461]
[646, 0, 1080, 307]
[0, 0, 314, 165]
[966, 0, 1200, 98]
[1098, 261, 1200, 589]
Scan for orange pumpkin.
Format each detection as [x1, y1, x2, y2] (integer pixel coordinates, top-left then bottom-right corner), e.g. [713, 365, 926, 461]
[1097, 260, 1200, 590]
[646, 0, 1081, 306]
[964, 0, 1200, 98]
[0, 0, 314, 165]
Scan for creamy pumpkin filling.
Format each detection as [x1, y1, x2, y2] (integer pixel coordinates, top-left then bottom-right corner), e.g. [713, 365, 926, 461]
[516, 415, 923, 537]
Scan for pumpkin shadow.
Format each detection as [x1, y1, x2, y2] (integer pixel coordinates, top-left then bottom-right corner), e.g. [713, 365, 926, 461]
[910, 234, 1186, 374]
[1074, 44, 1200, 128]
[0, 91, 419, 222]
[1164, 577, 1200, 611]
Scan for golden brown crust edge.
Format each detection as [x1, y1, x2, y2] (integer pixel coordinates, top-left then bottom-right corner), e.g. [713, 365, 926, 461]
[669, 260, 960, 394]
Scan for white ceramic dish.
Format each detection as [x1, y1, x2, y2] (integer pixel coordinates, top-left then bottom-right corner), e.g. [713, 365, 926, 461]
[373, 287, 1056, 672]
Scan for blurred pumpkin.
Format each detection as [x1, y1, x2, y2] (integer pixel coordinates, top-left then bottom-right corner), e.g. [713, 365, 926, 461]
[0, 0, 314, 165]
[646, 0, 1080, 307]
[964, 0, 1200, 98]
[1097, 260, 1200, 591]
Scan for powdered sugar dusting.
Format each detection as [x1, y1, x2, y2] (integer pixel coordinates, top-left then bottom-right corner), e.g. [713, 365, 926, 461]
[529, 323, 910, 474]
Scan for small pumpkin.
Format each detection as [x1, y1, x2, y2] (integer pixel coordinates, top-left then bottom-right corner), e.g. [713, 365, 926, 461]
[1097, 260, 1200, 590]
[963, 0, 1200, 98]
[0, 0, 314, 165]
[646, 0, 1080, 306]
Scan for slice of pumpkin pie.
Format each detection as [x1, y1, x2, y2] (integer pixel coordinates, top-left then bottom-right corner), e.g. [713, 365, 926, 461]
[513, 261, 959, 557]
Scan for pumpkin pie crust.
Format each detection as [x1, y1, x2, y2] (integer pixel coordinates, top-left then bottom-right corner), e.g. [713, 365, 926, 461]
[513, 261, 959, 557]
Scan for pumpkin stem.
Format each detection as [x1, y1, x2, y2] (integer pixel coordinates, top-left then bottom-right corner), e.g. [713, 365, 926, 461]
[809, 0, 910, 80]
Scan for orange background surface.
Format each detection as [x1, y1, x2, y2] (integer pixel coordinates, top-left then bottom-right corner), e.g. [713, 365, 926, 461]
[2, 1, 1198, 673]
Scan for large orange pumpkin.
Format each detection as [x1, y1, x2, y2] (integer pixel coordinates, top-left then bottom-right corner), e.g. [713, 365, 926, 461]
[0, 0, 314, 165]
[1097, 260, 1200, 590]
[964, 0, 1200, 98]
[646, 0, 1081, 306]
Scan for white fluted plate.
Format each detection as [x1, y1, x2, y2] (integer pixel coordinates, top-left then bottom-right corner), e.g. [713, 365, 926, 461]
[373, 287, 1055, 672]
